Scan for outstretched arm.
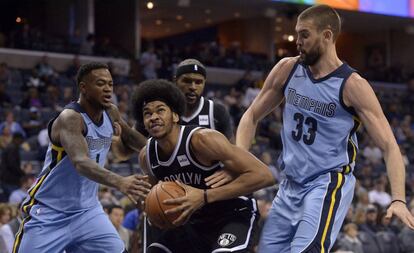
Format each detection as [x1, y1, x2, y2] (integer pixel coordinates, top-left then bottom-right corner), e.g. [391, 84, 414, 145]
[107, 104, 147, 160]
[236, 57, 297, 150]
[344, 73, 414, 229]
[165, 129, 274, 225]
[56, 110, 149, 203]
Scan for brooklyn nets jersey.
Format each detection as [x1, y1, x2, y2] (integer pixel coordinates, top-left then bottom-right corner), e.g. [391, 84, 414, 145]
[22, 102, 113, 214]
[279, 62, 359, 184]
[180, 96, 216, 130]
[146, 125, 253, 222]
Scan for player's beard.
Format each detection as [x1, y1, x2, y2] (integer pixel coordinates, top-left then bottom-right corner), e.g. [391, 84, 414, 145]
[299, 44, 322, 66]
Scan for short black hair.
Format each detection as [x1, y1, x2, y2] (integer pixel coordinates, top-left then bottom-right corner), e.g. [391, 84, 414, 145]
[108, 205, 124, 215]
[132, 79, 186, 124]
[76, 62, 109, 86]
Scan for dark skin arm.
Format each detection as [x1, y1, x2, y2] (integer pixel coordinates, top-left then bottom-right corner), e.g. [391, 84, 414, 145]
[106, 104, 147, 160]
[164, 129, 274, 226]
[53, 109, 150, 204]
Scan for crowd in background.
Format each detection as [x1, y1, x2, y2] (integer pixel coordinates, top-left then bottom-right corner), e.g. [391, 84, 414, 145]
[0, 38, 414, 252]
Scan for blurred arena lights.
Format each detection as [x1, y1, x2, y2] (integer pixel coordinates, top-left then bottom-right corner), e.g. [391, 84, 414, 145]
[146, 1, 154, 10]
[16, 17, 22, 23]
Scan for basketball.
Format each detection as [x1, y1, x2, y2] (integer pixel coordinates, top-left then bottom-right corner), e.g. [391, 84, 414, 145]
[145, 181, 186, 229]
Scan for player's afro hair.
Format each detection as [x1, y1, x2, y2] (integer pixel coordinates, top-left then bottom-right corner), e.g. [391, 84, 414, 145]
[132, 79, 186, 124]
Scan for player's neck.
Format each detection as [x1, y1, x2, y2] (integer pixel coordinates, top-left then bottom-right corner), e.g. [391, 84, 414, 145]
[78, 99, 104, 125]
[308, 48, 342, 79]
[185, 99, 201, 117]
[157, 125, 181, 157]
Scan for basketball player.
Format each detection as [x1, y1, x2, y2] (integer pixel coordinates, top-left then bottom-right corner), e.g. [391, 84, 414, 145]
[132, 79, 274, 252]
[13, 62, 151, 253]
[174, 58, 234, 188]
[236, 5, 414, 253]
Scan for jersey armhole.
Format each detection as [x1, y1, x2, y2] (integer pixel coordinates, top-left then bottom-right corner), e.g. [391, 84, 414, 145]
[47, 110, 88, 147]
[339, 74, 357, 116]
[282, 60, 300, 94]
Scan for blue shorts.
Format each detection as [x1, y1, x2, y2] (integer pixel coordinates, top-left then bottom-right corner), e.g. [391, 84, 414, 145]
[13, 204, 125, 253]
[258, 171, 355, 253]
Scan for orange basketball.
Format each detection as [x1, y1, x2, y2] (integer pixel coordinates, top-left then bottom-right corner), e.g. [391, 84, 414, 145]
[145, 181, 186, 229]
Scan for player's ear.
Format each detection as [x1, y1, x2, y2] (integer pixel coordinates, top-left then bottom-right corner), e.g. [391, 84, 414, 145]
[79, 81, 87, 94]
[323, 29, 333, 42]
[172, 112, 179, 123]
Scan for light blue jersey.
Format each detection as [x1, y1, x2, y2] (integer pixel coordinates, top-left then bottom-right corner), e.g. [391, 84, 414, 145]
[279, 61, 359, 184]
[22, 102, 113, 214]
[14, 102, 125, 253]
[259, 61, 358, 253]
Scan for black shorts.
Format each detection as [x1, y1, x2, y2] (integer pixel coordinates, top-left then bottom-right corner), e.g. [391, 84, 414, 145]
[143, 197, 260, 253]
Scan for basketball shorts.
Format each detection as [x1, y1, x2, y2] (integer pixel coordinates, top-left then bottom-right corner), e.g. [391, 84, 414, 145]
[13, 204, 126, 253]
[143, 197, 259, 253]
[258, 170, 355, 253]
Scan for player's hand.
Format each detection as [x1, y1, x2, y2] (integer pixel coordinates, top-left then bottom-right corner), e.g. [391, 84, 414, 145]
[119, 175, 152, 205]
[163, 181, 204, 226]
[205, 169, 235, 188]
[386, 201, 414, 229]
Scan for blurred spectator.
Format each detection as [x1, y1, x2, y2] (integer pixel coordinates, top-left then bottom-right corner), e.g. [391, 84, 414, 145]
[21, 87, 43, 109]
[25, 69, 45, 92]
[22, 107, 43, 137]
[80, 34, 95, 55]
[362, 138, 383, 165]
[260, 151, 281, 183]
[35, 55, 57, 79]
[140, 45, 160, 80]
[0, 133, 25, 197]
[98, 186, 120, 207]
[0, 204, 11, 226]
[8, 174, 35, 205]
[0, 206, 21, 253]
[241, 81, 260, 108]
[369, 179, 391, 208]
[359, 204, 381, 253]
[0, 82, 11, 108]
[234, 70, 254, 94]
[399, 206, 414, 253]
[65, 56, 81, 79]
[0, 63, 11, 85]
[122, 209, 140, 232]
[376, 212, 400, 253]
[108, 205, 130, 249]
[0, 111, 26, 138]
[337, 223, 364, 253]
[0, 126, 12, 150]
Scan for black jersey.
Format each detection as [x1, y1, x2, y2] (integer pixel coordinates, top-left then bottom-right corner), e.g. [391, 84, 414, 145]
[180, 96, 234, 140]
[146, 125, 221, 189]
[180, 97, 215, 130]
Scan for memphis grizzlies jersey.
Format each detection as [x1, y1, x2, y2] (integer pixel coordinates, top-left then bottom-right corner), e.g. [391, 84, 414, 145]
[180, 96, 216, 129]
[146, 125, 221, 189]
[22, 102, 113, 214]
[279, 62, 359, 184]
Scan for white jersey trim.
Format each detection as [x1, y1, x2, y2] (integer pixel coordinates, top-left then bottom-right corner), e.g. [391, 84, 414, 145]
[185, 127, 220, 171]
[208, 99, 215, 129]
[212, 198, 258, 252]
[155, 126, 184, 167]
[181, 96, 205, 122]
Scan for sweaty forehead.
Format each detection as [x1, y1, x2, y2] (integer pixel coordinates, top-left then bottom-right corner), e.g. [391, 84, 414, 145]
[295, 19, 317, 33]
[143, 100, 168, 110]
[89, 68, 112, 82]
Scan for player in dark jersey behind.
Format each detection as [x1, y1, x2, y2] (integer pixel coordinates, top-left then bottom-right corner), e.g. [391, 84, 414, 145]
[13, 62, 151, 253]
[175, 58, 235, 188]
[132, 79, 274, 252]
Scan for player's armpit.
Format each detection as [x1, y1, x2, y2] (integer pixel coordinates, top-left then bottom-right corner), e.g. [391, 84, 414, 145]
[138, 147, 159, 186]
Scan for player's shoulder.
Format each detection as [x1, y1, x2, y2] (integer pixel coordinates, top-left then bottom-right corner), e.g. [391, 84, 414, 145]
[190, 128, 226, 148]
[345, 72, 371, 91]
[275, 56, 300, 72]
[55, 108, 83, 128]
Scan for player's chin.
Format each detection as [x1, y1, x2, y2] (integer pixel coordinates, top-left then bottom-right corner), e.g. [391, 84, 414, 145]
[101, 101, 112, 109]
